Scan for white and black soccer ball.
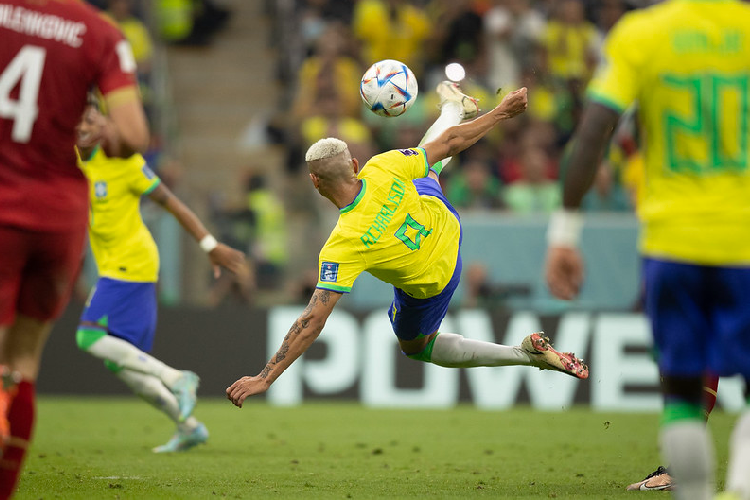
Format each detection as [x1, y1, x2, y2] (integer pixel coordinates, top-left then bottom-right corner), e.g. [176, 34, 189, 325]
[359, 59, 418, 118]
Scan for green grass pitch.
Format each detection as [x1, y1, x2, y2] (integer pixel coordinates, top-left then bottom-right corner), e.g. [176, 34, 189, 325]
[16, 398, 736, 499]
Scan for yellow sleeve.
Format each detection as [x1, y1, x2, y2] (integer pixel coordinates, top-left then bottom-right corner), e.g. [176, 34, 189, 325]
[586, 14, 642, 113]
[125, 155, 161, 196]
[317, 234, 366, 293]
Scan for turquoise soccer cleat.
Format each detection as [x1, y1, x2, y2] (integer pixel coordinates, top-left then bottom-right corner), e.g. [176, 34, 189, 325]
[152, 422, 208, 453]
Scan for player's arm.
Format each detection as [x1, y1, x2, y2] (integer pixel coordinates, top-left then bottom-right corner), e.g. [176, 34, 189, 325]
[422, 87, 528, 167]
[148, 182, 250, 279]
[226, 288, 343, 407]
[545, 102, 621, 300]
[560, 102, 621, 208]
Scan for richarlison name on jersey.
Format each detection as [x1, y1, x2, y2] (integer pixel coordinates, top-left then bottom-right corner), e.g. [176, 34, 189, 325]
[360, 178, 406, 248]
[0, 4, 86, 48]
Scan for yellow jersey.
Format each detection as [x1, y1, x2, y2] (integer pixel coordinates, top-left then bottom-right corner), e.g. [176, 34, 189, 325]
[317, 148, 461, 299]
[77, 147, 161, 282]
[587, 0, 750, 265]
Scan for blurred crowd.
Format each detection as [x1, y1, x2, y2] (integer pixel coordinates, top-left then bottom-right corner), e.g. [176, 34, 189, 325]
[83, 0, 655, 307]
[266, 0, 649, 219]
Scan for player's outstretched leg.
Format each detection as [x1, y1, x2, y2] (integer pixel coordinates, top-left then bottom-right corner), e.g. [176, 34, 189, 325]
[408, 331, 588, 379]
[626, 465, 673, 491]
[436, 81, 479, 120]
[418, 81, 479, 175]
[521, 333, 589, 379]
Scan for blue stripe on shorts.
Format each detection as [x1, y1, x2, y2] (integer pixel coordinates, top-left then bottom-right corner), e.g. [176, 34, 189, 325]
[643, 257, 750, 379]
[81, 277, 158, 352]
[388, 177, 462, 341]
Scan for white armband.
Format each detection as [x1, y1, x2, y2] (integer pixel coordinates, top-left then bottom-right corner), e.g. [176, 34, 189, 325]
[547, 210, 583, 248]
[199, 234, 218, 253]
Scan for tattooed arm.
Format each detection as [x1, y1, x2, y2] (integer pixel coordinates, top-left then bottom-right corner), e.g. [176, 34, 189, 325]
[226, 288, 343, 407]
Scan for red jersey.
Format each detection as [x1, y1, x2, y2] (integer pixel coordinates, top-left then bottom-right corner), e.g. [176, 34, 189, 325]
[0, 0, 138, 230]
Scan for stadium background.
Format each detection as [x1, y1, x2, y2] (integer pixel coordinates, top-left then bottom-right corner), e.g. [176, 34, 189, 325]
[49, 0, 743, 412]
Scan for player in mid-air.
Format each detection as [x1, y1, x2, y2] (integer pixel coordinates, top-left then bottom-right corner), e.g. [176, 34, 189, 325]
[75, 100, 249, 452]
[544, 0, 750, 498]
[227, 81, 588, 411]
[1, 0, 150, 495]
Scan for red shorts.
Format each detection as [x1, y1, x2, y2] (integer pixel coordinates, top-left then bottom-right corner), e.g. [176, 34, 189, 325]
[0, 224, 87, 326]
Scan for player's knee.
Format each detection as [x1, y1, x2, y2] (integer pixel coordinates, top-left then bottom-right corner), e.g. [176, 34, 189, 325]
[75, 325, 106, 352]
[404, 333, 439, 363]
[406, 349, 431, 362]
[104, 359, 123, 373]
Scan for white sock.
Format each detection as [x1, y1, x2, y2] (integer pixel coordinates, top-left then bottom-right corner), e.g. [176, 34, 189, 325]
[87, 335, 183, 387]
[116, 369, 198, 432]
[429, 332, 531, 368]
[660, 421, 715, 500]
[419, 101, 462, 169]
[726, 410, 750, 498]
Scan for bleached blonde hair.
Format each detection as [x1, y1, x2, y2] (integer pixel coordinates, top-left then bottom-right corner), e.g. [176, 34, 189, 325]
[305, 137, 348, 162]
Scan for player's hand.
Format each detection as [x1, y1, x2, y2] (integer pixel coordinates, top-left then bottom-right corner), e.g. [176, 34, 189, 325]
[545, 246, 584, 300]
[497, 87, 528, 120]
[226, 375, 269, 408]
[209, 243, 251, 280]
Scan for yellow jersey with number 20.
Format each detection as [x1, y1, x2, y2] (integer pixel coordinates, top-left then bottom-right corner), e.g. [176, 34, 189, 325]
[316, 148, 461, 299]
[587, 0, 750, 265]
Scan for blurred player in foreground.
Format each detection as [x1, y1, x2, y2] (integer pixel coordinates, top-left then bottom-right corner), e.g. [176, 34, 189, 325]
[0, 0, 150, 495]
[544, 1, 750, 498]
[75, 101, 249, 452]
[616, 113, 721, 493]
[626, 374, 720, 492]
[227, 82, 588, 411]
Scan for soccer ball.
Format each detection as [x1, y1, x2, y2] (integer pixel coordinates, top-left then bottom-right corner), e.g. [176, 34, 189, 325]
[360, 59, 418, 118]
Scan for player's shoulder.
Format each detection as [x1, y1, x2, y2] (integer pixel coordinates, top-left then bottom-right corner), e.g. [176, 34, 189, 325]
[616, 0, 702, 31]
[362, 148, 421, 175]
[603, 4, 671, 52]
[373, 148, 423, 162]
[56, 0, 123, 35]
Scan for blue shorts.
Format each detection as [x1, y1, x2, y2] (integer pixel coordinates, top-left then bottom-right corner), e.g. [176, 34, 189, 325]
[389, 177, 461, 341]
[643, 258, 750, 379]
[81, 277, 158, 352]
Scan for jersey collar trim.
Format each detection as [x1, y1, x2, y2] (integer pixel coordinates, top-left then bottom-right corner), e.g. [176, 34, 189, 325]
[340, 179, 366, 213]
[417, 147, 430, 177]
[77, 144, 100, 162]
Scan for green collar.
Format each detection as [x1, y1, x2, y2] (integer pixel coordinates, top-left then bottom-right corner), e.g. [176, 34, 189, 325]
[340, 179, 366, 213]
[80, 144, 100, 162]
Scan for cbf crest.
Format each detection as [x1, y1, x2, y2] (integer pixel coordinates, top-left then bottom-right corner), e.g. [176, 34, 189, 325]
[94, 180, 108, 199]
